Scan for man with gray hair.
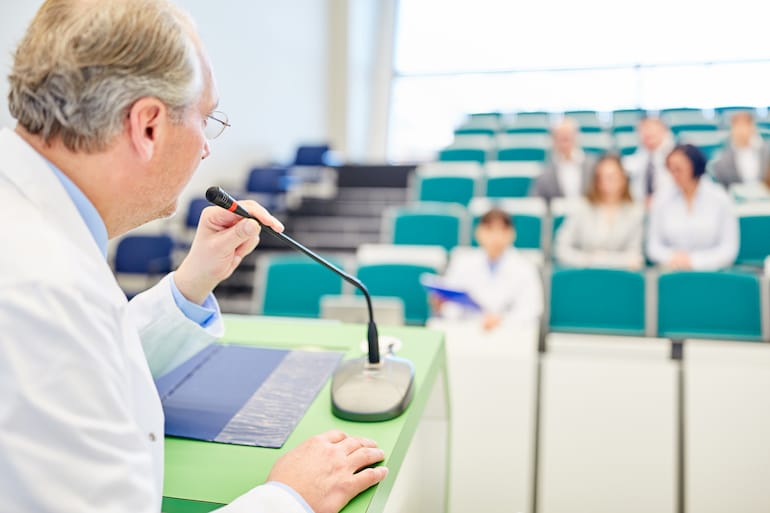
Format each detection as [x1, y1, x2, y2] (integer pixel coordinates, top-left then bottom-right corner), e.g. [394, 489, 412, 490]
[0, 1, 387, 512]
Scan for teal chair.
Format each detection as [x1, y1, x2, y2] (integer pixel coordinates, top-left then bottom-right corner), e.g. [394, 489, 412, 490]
[565, 111, 603, 133]
[715, 106, 756, 126]
[486, 176, 534, 198]
[612, 109, 645, 128]
[582, 146, 609, 156]
[416, 176, 476, 206]
[671, 123, 719, 135]
[658, 271, 762, 341]
[497, 148, 548, 162]
[736, 215, 770, 266]
[455, 127, 496, 136]
[260, 256, 343, 318]
[611, 125, 636, 134]
[391, 208, 464, 251]
[695, 143, 723, 160]
[549, 268, 646, 335]
[356, 263, 434, 325]
[438, 148, 486, 164]
[504, 127, 550, 134]
[470, 213, 541, 249]
[469, 111, 501, 119]
[715, 106, 755, 115]
[551, 214, 566, 240]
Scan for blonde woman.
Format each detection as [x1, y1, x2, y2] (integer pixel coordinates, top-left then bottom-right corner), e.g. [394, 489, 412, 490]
[555, 154, 645, 269]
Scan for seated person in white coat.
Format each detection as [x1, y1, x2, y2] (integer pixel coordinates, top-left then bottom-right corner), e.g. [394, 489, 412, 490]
[623, 117, 676, 202]
[555, 154, 645, 270]
[431, 209, 544, 330]
[711, 111, 770, 189]
[647, 144, 739, 270]
[0, 1, 385, 512]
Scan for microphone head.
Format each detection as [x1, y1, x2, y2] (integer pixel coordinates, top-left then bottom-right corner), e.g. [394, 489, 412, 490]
[205, 186, 233, 209]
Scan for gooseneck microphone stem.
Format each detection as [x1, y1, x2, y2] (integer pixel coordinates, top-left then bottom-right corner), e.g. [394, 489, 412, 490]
[206, 186, 380, 365]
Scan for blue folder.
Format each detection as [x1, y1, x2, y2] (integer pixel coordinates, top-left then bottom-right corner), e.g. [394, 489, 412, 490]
[420, 274, 481, 310]
[155, 343, 343, 448]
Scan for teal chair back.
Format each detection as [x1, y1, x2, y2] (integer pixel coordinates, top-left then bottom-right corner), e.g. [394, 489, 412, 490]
[393, 211, 462, 251]
[455, 127, 496, 136]
[694, 143, 723, 160]
[438, 148, 486, 164]
[550, 268, 646, 335]
[618, 144, 638, 156]
[612, 125, 637, 134]
[417, 176, 476, 206]
[658, 271, 762, 340]
[497, 148, 548, 162]
[504, 127, 550, 134]
[261, 257, 343, 318]
[356, 263, 434, 325]
[470, 214, 541, 249]
[551, 214, 566, 240]
[736, 216, 770, 266]
[485, 176, 534, 198]
[670, 123, 718, 135]
[582, 146, 608, 156]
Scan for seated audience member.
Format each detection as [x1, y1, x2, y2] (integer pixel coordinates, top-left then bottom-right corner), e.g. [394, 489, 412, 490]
[555, 154, 645, 269]
[530, 117, 593, 201]
[430, 209, 543, 330]
[711, 111, 770, 188]
[647, 144, 739, 270]
[623, 117, 676, 201]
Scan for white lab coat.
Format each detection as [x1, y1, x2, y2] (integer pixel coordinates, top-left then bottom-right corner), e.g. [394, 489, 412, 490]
[0, 128, 306, 513]
[439, 248, 543, 325]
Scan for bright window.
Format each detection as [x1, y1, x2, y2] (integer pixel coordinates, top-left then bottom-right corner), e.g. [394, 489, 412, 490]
[389, 0, 770, 161]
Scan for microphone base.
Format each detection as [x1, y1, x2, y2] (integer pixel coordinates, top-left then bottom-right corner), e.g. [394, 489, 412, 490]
[331, 355, 415, 422]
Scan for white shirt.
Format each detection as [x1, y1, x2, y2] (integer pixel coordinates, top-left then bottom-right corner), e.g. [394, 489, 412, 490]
[623, 135, 676, 200]
[439, 248, 543, 325]
[646, 178, 739, 270]
[734, 138, 763, 184]
[0, 128, 307, 513]
[556, 150, 585, 199]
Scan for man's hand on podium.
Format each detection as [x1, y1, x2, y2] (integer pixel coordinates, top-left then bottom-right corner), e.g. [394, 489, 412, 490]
[268, 430, 388, 513]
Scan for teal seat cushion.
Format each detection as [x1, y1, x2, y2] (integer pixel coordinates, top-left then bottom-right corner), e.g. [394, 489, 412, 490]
[736, 216, 770, 266]
[438, 148, 486, 164]
[262, 257, 343, 318]
[418, 176, 476, 206]
[549, 268, 646, 335]
[393, 212, 461, 251]
[658, 271, 762, 340]
[356, 263, 434, 325]
[486, 176, 534, 198]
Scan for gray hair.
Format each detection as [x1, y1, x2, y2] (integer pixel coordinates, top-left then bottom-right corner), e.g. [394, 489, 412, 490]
[8, 0, 203, 153]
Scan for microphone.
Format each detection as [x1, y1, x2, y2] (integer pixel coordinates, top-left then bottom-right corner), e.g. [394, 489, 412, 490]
[205, 186, 414, 421]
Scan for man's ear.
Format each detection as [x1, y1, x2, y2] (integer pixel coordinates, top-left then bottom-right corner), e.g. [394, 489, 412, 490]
[126, 97, 166, 161]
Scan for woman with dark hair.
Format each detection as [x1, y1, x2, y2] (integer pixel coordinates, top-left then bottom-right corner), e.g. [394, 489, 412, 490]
[555, 154, 645, 269]
[647, 144, 739, 270]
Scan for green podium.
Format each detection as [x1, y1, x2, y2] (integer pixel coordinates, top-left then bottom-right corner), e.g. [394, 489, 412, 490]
[162, 315, 449, 513]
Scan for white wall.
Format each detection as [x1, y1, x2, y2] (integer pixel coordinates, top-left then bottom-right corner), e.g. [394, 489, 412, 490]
[0, 0, 331, 212]
[177, 0, 329, 203]
[0, 2, 39, 127]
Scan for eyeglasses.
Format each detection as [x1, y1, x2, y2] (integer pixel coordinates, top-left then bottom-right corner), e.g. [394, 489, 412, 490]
[203, 110, 230, 140]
